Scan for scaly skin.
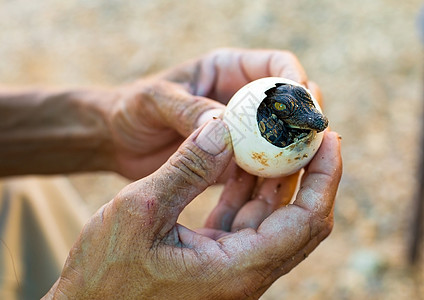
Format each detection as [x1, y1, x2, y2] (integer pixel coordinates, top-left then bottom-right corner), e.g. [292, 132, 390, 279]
[257, 83, 328, 148]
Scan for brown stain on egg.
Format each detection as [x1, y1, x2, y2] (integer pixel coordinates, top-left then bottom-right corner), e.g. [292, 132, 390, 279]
[275, 152, 283, 158]
[251, 152, 269, 166]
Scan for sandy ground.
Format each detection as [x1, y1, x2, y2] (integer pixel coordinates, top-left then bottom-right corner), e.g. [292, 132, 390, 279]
[1, 0, 424, 299]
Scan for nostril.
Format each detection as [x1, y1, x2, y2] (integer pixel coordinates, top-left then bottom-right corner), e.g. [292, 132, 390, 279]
[313, 115, 329, 132]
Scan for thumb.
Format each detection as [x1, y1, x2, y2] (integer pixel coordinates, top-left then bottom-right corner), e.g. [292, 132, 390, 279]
[142, 118, 233, 236]
[145, 80, 225, 137]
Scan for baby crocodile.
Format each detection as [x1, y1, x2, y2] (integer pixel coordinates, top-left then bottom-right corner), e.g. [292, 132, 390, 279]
[256, 83, 328, 148]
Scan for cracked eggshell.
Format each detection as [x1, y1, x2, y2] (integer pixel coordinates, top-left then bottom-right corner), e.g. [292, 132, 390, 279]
[223, 77, 324, 178]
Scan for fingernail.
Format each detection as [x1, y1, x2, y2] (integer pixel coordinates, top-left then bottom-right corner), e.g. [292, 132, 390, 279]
[196, 108, 225, 128]
[195, 119, 230, 155]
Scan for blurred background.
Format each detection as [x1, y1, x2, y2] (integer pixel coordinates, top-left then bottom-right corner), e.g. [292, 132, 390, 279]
[1, 0, 423, 299]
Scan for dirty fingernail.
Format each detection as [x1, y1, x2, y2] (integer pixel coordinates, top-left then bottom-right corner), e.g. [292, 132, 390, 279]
[195, 119, 231, 155]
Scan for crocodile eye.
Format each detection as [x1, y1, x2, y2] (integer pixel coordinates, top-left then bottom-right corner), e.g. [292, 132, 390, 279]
[274, 102, 286, 110]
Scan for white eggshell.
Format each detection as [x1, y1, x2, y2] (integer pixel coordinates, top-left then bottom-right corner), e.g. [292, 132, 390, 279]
[223, 77, 324, 178]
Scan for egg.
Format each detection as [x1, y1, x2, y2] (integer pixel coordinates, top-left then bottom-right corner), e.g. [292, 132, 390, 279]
[223, 77, 327, 178]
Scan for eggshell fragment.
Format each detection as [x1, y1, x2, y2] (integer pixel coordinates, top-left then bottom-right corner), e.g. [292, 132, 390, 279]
[223, 77, 325, 178]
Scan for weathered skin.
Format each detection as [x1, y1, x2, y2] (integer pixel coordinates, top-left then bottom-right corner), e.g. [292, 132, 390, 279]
[257, 83, 329, 148]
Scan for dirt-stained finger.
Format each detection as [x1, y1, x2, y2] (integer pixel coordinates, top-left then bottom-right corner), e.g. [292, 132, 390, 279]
[233, 131, 341, 278]
[143, 80, 224, 137]
[231, 172, 300, 231]
[294, 131, 342, 221]
[205, 164, 257, 231]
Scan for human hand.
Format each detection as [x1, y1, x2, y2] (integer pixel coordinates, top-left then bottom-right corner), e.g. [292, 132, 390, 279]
[107, 48, 308, 180]
[44, 117, 342, 299]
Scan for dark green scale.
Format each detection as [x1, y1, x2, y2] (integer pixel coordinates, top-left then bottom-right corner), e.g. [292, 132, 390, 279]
[258, 112, 294, 148]
[256, 83, 328, 148]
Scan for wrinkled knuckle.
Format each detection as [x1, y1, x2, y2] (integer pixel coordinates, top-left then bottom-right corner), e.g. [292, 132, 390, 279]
[144, 79, 188, 103]
[168, 146, 212, 188]
[171, 96, 201, 127]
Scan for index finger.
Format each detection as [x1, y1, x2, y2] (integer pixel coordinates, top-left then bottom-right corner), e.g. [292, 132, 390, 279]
[239, 49, 308, 86]
[203, 49, 309, 102]
[154, 48, 309, 103]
